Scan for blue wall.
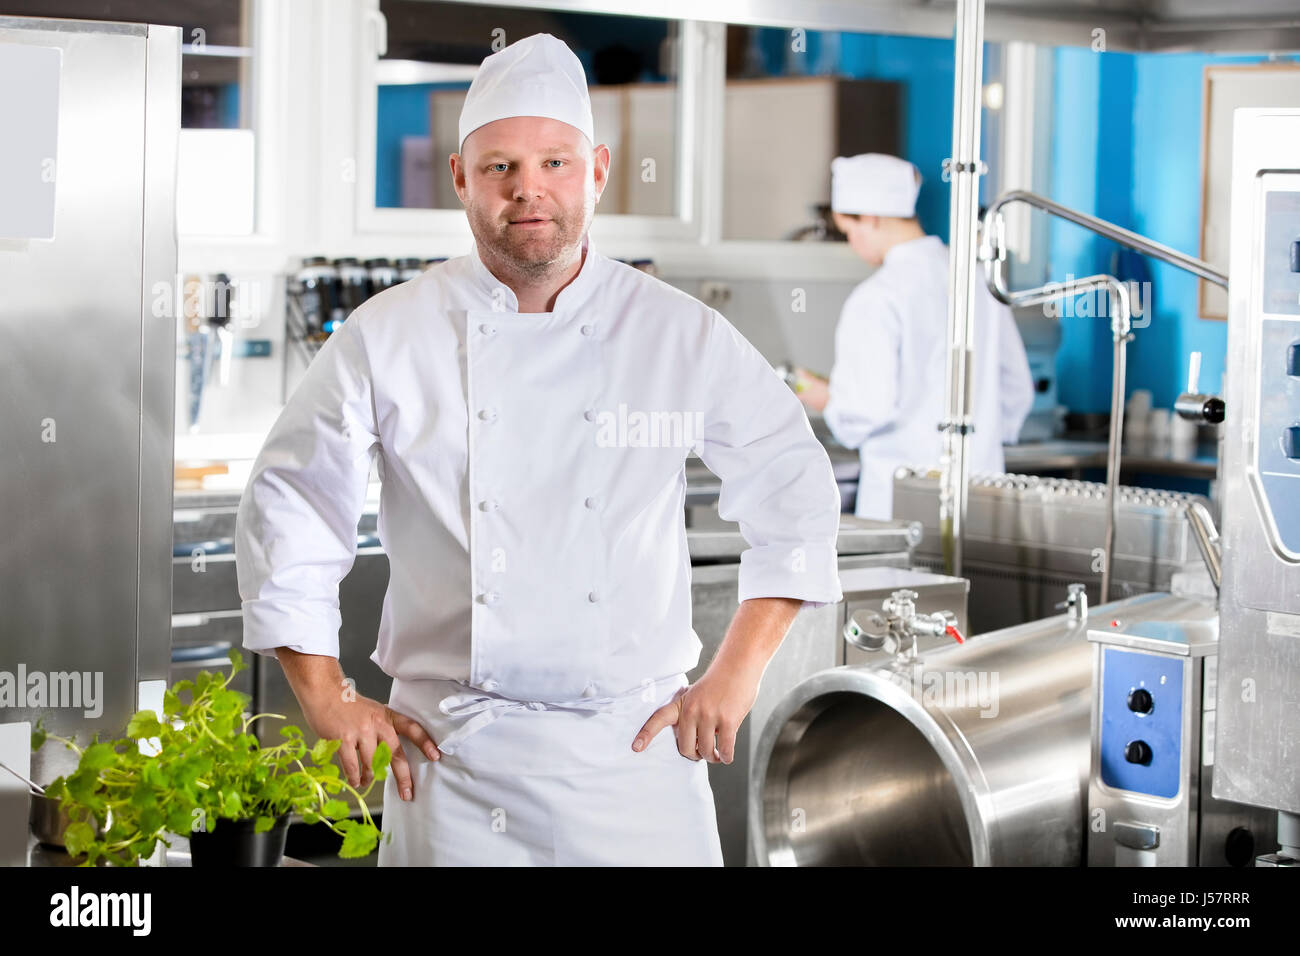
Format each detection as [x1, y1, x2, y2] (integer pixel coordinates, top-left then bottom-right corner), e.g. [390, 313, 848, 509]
[376, 82, 468, 208]
[1050, 49, 1282, 412]
[837, 34, 960, 241]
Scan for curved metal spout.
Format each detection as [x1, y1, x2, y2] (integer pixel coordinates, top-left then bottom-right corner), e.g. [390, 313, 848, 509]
[980, 190, 1228, 290]
[974, 189, 1225, 603]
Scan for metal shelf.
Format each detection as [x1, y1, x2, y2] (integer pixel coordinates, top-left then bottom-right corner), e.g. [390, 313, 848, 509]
[281, 275, 332, 403]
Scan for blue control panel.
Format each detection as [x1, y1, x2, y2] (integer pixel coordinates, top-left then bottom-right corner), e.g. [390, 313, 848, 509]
[1255, 190, 1300, 555]
[1099, 647, 1184, 798]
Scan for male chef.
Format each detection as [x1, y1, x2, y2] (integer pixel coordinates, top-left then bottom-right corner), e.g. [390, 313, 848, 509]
[235, 33, 844, 866]
[795, 153, 1034, 520]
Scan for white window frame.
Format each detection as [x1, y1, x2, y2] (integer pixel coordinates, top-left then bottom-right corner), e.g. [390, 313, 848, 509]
[178, 0, 295, 273]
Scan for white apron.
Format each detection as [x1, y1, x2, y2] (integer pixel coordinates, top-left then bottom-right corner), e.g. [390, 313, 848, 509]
[376, 672, 724, 866]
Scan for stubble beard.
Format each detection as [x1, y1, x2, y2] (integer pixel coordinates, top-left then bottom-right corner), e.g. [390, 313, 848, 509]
[467, 196, 592, 283]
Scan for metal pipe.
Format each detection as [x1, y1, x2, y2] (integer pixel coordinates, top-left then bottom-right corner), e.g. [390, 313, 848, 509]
[982, 190, 1228, 288]
[938, 0, 986, 579]
[984, 259, 1133, 602]
[977, 189, 1238, 603]
[1185, 501, 1222, 594]
[1104, 323, 1130, 603]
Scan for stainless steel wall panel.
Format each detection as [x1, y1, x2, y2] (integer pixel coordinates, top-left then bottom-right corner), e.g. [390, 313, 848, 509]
[1215, 110, 1300, 818]
[0, 19, 178, 763]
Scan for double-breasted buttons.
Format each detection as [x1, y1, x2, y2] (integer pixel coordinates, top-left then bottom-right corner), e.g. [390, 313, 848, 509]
[478, 498, 499, 512]
[478, 407, 498, 422]
[479, 590, 502, 607]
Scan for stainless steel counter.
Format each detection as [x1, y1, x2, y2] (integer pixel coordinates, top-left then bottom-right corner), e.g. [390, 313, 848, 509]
[684, 444, 862, 511]
[684, 502, 918, 561]
[26, 830, 313, 867]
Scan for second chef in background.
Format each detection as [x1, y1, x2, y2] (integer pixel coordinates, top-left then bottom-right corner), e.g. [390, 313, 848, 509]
[796, 153, 1035, 521]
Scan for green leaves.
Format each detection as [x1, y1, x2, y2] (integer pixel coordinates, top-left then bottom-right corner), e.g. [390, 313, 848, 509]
[371, 741, 392, 781]
[337, 818, 380, 859]
[29, 648, 385, 866]
[311, 738, 340, 765]
[79, 742, 119, 772]
[62, 820, 96, 858]
[126, 710, 163, 740]
[165, 804, 194, 834]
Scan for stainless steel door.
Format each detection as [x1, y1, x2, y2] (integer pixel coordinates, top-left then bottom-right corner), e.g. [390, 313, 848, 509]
[0, 18, 178, 768]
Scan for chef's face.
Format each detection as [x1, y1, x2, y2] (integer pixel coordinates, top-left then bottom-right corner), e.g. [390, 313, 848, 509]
[452, 116, 610, 276]
[834, 212, 886, 266]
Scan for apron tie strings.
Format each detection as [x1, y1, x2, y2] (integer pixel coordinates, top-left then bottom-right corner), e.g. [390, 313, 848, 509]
[434, 687, 629, 755]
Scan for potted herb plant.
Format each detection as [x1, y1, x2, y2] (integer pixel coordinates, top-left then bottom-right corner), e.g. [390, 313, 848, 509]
[32, 649, 391, 867]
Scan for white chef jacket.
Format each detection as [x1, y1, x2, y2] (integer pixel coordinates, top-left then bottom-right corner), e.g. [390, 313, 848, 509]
[823, 235, 1034, 521]
[235, 235, 844, 757]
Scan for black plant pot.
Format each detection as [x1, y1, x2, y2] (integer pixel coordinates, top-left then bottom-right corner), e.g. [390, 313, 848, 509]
[188, 815, 290, 867]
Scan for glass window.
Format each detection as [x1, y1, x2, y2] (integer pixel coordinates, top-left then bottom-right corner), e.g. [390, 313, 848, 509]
[2, 0, 257, 234]
[0, 0, 253, 128]
[374, 0, 681, 216]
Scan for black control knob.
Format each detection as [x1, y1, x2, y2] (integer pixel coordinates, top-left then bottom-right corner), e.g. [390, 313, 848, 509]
[1127, 688, 1154, 714]
[1124, 739, 1153, 765]
[1284, 426, 1300, 462]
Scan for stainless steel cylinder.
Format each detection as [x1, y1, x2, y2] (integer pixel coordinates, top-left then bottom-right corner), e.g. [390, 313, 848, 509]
[751, 592, 1207, 866]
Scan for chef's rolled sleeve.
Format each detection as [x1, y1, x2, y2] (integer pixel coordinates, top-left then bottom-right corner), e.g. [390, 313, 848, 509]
[693, 309, 844, 608]
[235, 314, 380, 661]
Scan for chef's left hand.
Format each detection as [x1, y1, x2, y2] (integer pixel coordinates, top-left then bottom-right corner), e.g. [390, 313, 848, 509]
[631, 670, 759, 764]
[792, 366, 829, 413]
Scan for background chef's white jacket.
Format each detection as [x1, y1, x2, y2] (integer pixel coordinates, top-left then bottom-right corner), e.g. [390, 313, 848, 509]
[236, 236, 844, 706]
[822, 235, 1034, 521]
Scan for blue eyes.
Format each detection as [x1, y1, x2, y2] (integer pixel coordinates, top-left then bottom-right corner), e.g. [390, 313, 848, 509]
[486, 160, 565, 172]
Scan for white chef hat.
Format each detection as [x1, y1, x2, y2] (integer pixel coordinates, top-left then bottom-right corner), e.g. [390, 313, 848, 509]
[830, 153, 921, 218]
[458, 33, 595, 153]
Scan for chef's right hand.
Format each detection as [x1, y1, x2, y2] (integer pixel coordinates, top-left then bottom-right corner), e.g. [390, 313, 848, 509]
[302, 691, 441, 802]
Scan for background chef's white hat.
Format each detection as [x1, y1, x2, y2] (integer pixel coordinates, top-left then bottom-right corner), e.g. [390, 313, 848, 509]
[830, 153, 921, 218]
[458, 33, 595, 152]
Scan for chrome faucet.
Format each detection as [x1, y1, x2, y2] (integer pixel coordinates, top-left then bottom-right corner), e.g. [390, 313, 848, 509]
[844, 589, 964, 662]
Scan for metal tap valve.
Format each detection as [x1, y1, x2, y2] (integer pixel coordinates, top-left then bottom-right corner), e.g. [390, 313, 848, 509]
[1174, 351, 1225, 424]
[1055, 582, 1089, 622]
[844, 589, 964, 659]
